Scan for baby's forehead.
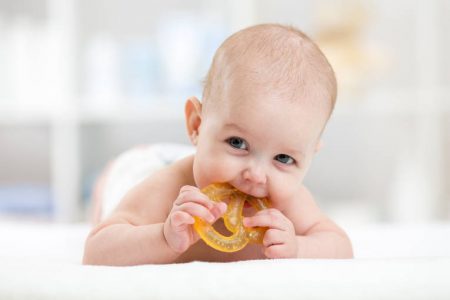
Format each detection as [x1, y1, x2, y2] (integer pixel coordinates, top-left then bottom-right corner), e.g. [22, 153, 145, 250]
[216, 71, 328, 114]
[219, 87, 326, 130]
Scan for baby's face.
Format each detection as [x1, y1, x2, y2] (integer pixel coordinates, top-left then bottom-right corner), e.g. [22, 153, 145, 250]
[192, 81, 328, 210]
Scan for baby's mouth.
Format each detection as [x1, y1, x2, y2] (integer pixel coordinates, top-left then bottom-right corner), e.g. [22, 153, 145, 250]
[228, 182, 268, 199]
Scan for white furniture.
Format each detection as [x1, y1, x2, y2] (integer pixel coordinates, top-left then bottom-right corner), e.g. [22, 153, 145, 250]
[0, 220, 449, 299]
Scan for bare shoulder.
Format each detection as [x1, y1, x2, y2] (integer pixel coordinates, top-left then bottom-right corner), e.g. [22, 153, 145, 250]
[102, 154, 196, 226]
[283, 184, 329, 235]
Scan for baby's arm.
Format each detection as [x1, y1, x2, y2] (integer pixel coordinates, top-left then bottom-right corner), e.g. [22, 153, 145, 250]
[83, 212, 177, 265]
[244, 185, 353, 259]
[83, 157, 225, 265]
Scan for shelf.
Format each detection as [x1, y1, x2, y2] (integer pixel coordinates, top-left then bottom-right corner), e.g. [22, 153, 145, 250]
[334, 87, 450, 118]
[0, 106, 55, 125]
[78, 97, 185, 124]
[1, 86, 449, 126]
[0, 103, 185, 125]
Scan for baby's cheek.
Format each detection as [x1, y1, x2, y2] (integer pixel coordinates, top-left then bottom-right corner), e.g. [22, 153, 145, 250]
[270, 176, 301, 205]
[200, 155, 240, 185]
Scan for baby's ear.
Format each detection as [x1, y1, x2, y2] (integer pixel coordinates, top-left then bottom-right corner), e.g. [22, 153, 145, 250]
[184, 96, 202, 145]
[314, 139, 323, 153]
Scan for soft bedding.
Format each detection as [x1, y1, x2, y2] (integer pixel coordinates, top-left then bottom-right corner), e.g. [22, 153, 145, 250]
[0, 220, 449, 299]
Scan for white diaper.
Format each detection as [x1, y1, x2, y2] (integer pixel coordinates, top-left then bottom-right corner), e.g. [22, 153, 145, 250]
[98, 143, 195, 220]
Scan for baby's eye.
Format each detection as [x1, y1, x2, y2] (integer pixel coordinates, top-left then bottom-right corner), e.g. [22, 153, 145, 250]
[274, 154, 295, 165]
[226, 137, 248, 150]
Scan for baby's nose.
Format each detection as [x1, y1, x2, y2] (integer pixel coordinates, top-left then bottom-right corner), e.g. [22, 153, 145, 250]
[242, 164, 267, 185]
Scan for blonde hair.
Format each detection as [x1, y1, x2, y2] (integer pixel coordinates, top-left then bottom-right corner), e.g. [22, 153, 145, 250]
[202, 24, 337, 117]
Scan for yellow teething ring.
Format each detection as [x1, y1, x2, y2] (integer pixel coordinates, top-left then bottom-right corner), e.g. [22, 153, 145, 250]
[193, 183, 270, 252]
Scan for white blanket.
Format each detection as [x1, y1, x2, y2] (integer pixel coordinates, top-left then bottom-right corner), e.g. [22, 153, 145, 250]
[0, 221, 449, 299]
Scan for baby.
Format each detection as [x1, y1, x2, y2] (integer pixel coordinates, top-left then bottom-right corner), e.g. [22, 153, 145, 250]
[83, 24, 353, 265]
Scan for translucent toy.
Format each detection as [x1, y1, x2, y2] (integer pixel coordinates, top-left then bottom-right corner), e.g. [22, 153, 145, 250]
[194, 183, 270, 252]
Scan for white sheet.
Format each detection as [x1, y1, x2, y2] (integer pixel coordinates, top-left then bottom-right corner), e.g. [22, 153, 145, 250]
[0, 221, 449, 299]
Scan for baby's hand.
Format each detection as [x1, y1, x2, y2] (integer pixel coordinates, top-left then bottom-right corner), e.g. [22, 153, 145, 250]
[244, 208, 298, 258]
[163, 185, 227, 253]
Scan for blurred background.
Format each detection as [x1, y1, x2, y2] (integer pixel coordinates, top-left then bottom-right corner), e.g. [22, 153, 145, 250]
[0, 0, 449, 226]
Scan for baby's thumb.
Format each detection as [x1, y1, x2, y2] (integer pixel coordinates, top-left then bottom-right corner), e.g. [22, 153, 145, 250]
[171, 211, 194, 231]
[211, 202, 227, 222]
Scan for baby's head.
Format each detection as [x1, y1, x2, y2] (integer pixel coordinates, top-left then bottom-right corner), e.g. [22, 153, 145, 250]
[185, 24, 337, 208]
[202, 23, 336, 122]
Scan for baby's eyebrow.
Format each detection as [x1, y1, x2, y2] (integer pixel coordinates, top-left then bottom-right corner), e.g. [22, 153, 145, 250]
[223, 123, 248, 134]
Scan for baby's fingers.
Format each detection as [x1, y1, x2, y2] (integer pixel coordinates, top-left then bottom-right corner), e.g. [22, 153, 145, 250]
[264, 244, 292, 259]
[170, 211, 194, 230]
[177, 202, 216, 223]
[210, 202, 227, 220]
[176, 186, 215, 210]
[262, 228, 288, 247]
[243, 209, 290, 231]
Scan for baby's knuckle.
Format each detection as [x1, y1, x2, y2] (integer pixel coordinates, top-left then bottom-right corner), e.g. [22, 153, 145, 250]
[183, 203, 199, 215]
[268, 212, 278, 223]
[265, 247, 277, 258]
[267, 208, 279, 217]
[175, 194, 187, 205]
[171, 211, 183, 222]
[264, 229, 276, 240]
[180, 185, 194, 193]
